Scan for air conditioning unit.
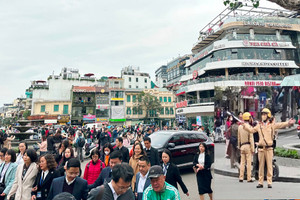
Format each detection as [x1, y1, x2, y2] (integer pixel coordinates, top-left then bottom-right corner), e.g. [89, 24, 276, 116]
[45, 111, 49, 114]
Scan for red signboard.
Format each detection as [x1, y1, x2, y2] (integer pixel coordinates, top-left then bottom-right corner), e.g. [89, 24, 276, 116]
[176, 100, 188, 108]
[244, 81, 281, 86]
[193, 70, 198, 79]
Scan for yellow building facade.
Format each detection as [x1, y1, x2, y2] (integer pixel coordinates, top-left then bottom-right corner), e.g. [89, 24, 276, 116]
[33, 100, 71, 115]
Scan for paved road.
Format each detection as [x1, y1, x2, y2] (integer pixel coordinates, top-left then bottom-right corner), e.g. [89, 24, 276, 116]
[214, 128, 300, 199]
[215, 173, 300, 200]
[80, 160, 211, 200]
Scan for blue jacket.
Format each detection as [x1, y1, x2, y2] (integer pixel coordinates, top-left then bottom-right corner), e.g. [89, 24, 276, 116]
[134, 172, 151, 200]
[87, 167, 111, 190]
[47, 176, 88, 200]
[0, 162, 17, 195]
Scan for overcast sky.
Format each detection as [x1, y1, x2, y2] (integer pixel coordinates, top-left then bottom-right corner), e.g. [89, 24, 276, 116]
[0, 0, 282, 106]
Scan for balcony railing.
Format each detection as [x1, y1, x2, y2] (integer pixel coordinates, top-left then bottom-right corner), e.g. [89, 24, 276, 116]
[181, 74, 283, 86]
[187, 98, 214, 105]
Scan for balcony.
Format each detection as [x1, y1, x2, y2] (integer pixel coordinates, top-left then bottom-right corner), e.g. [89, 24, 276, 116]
[72, 100, 95, 106]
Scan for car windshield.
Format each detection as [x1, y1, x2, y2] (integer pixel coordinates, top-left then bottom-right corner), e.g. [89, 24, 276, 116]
[149, 132, 171, 148]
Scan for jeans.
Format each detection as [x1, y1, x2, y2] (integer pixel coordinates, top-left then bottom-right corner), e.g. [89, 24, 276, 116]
[77, 147, 83, 161]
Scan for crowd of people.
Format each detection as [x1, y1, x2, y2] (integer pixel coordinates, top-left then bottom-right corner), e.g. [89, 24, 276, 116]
[0, 123, 214, 200]
[217, 107, 296, 188]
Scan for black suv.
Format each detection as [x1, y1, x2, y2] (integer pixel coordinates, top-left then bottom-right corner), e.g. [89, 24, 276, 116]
[148, 131, 214, 169]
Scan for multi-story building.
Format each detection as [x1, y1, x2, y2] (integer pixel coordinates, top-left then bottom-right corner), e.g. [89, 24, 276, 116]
[95, 86, 110, 125]
[30, 68, 102, 115]
[71, 86, 96, 125]
[32, 100, 71, 124]
[125, 88, 176, 127]
[155, 65, 168, 88]
[108, 77, 126, 125]
[174, 6, 300, 129]
[121, 66, 151, 89]
[165, 55, 191, 91]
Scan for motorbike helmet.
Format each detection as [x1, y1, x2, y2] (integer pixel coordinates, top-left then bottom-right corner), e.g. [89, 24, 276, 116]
[261, 108, 272, 118]
[242, 112, 251, 121]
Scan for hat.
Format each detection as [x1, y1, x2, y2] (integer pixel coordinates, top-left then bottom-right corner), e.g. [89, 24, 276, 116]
[148, 165, 164, 178]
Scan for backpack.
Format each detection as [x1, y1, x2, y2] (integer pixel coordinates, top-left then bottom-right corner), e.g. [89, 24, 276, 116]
[77, 137, 85, 147]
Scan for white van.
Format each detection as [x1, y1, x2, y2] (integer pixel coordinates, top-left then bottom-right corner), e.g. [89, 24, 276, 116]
[84, 123, 102, 131]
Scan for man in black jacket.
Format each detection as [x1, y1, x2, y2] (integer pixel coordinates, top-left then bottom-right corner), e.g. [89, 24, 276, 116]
[99, 128, 110, 150]
[87, 163, 135, 200]
[115, 137, 129, 163]
[88, 151, 123, 190]
[144, 137, 160, 166]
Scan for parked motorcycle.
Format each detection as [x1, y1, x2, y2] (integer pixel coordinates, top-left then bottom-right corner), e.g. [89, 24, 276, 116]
[84, 140, 97, 159]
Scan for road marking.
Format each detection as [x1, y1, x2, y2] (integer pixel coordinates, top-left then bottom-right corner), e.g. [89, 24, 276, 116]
[283, 135, 296, 139]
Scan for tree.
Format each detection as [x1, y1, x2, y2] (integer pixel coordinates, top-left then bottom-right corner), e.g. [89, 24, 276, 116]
[134, 92, 162, 123]
[22, 109, 31, 120]
[223, 0, 300, 12]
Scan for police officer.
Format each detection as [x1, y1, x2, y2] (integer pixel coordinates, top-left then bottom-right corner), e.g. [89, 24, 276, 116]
[243, 108, 295, 188]
[238, 112, 254, 182]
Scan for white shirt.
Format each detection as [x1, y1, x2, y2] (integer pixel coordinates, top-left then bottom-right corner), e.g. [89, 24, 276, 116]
[108, 181, 120, 200]
[0, 163, 10, 183]
[65, 176, 76, 185]
[41, 170, 49, 181]
[137, 172, 149, 193]
[16, 153, 24, 165]
[198, 152, 205, 166]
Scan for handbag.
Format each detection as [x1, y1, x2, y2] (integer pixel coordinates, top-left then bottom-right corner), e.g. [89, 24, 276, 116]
[0, 182, 5, 194]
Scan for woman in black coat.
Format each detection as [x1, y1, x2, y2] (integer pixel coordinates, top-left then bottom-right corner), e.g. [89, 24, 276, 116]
[31, 154, 60, 200]
[193, 143, 213, 200]
[161, 149, 189, 196]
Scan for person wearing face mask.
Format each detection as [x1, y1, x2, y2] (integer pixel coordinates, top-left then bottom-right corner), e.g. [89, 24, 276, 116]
[83, 149, 105, 185]
[101, 143, 114, 167]
[243, 108, 295, 189]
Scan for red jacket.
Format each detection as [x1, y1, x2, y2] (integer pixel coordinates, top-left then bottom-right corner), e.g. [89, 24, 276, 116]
[83, 159, 105, 185]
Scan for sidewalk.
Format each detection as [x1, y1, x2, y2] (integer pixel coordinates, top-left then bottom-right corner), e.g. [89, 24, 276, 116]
[214, 156, 300, 183]
[277, 124, 297, 135]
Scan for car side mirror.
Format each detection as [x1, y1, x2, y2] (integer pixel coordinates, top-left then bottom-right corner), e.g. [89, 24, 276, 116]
[168, 143, 175, 148]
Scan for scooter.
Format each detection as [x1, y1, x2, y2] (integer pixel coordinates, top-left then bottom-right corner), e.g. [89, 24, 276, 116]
[214, 127, 225, 143]
[297, 125, 300, 139]
[84, 140, 97, 159]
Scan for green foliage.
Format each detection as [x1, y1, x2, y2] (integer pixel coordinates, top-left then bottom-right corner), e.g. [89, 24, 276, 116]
[134, 92, 162, 119]
[223, 0, 260, 8]
[274, 147, 300, 159]
[22, 109, 31, 120]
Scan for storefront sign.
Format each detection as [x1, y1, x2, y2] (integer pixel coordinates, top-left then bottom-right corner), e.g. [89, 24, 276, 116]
[243, 21, 292, 29]
[96, 105, 109, 109]
[44, 119, 57, 124]
[176, 100, 188, 108]
[109, 119, 126, 122]
[242, 62, 289, 67]
[244, 81, 281, 86]
[111, 98, 124, 101]
[196, 116, 202, 126]
[96, 118, 108, 122]
[83, 114, 96, 120]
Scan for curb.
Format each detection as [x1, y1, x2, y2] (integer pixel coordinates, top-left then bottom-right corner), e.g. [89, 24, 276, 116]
[214, 168, 300, 183]
[277, 127, 297, 135]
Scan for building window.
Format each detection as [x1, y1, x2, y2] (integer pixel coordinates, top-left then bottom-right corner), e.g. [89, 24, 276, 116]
[144, 78, 147, 83]
[136, 78, 138, 82]
[160, 107, 164, 115]
[145, 86, 147, 89]
[136, 86, 138, 89]
[129, 77, 131, 82]
[132, 95, 136, 102]
[133, 107, 138, 115]
[170, 108, 174, 115]
[168, 97, 171, 102]
[159, 97, 162, 102]
[126, 107, 131, 115]
[127, 95, 131, 102]
[164, 97, 167, 102]
[54, 105, 59, 112]
[129, 85, 131, 88]
[165, 107, 169, 115]
[63, 105, 69, 114]
[41, 105, 45, 112]
[138, 108, 143, 115]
